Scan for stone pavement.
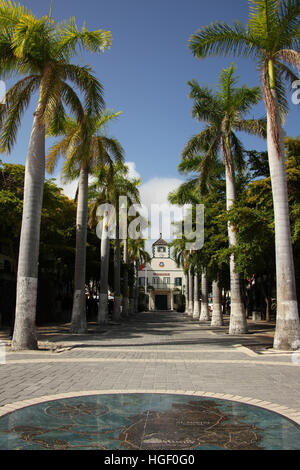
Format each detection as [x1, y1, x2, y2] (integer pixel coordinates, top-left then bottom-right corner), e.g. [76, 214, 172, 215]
[0, 311, 300, 424]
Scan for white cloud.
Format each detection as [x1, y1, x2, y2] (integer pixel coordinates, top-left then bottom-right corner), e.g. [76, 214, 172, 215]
[140, 177, 182, 208]
[53, 174, 78, 200]
[125, 161, 141, 181]
[138, 177, 184, 253]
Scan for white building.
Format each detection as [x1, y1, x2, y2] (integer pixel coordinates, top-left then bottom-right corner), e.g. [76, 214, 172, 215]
[138, 234, 186, 311]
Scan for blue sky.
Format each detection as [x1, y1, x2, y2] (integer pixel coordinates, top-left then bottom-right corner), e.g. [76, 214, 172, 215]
[1, 0, 299, 195]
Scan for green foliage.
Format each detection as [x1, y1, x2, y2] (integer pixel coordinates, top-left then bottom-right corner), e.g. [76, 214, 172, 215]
[227, 137, 300, 283]
[0, 0, 111, 153]
[182, 64, 266, 192]
[0, 161, 78, 283]
[189, 0, 300, 115]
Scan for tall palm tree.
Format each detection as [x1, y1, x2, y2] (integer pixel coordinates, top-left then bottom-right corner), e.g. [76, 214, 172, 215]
[189, 0, 300, 349]
[193, 270, 200, 319]
[89, 162, 140, 324]
[199, 268, 210, 322]
[170, 155, 228, 326]
[182, 64, 266, 335]
[0, 2, 111, 349]
[47, 112, 124, 332]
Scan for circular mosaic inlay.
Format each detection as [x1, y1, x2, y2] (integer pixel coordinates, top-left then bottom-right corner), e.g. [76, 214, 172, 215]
[0, 393, 299, 450]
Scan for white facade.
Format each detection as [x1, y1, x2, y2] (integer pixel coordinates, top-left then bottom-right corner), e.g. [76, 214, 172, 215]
[138, 234, 186, 311]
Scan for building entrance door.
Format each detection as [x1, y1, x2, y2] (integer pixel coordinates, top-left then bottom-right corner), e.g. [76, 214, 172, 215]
[155, 295, 168, 311]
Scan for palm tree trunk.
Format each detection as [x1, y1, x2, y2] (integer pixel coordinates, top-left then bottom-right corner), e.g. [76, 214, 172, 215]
[122, 239, 129, 318]
[193, 271, 200, 319]
[266, 87, 300, 350]
[184, 273, 189, 314]
[188, 269, 194, 316]
[70, 165, 88, 333]
[211, 278, 223, 326]
[199, 268, 210, 321]
[98, 210, 110, 325]
[223, 142, 248, 334]
[112, 216, 121, 321]
[134, 260, 140, 313]
[12, 105, 45, 351]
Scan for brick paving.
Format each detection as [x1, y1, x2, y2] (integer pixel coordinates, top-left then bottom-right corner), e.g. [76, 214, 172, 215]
[0, 311, 299, 421]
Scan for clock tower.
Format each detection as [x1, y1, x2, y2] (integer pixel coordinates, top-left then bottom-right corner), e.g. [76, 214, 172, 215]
[138, 234, 186, 311]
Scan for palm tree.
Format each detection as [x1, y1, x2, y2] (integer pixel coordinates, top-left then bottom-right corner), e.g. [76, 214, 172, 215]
[189, 250, 210, 322]
[189, 0, 300, 349]
[47, 112, 124, 331]
[128, 238, 151, 314]
[170, 155, 228, 326]
[193, 270, 200, 319]
[182, 64, 266, 335]
[199, 268, 210, 322]
[0, 2, 112, 349]
[211, 277, 223, 327]
[89, 162, 140, 324]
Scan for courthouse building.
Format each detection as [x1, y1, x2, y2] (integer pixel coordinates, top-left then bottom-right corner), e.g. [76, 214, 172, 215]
[138, 234, 186, 311]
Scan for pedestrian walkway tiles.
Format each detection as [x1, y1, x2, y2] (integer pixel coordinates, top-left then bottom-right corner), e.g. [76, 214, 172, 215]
[0, 393, 299, 450]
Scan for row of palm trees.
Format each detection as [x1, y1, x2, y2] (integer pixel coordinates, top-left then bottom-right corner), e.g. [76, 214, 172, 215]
[171, 0, 300, 350]
[0, 0, 299, 352]
[0, 2, 148, 349]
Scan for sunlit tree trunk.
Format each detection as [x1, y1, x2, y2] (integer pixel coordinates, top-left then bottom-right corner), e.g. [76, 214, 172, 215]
[112, 216, 121, 321]
[184, 273, 189, 314]
[98, 210, 110, 325]
[211, 278, 223, 326]
[12, 104, 45, 350]
[223, 137, 248, 334]
[188, 269, 194, 316]
[193, 271, 200, 319]
[199, 268, 210, 321]
[122, 238, 129, 317]
[70, 165, 88, 333]
[265, 77, 300, 350]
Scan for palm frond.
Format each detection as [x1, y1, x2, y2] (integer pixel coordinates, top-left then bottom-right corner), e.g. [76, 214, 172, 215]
[178, 155, 203, 175]
[55, 17, 112, 60]
[189, 21, 261, 60]
[11, 14, 53, 64]
[168, 178, 200, 205]
[276, 49, 300, 75]
[234, 118, 267, 139]
[231, 85, 263, 115]
[0, 0, 28, 28]
[181, 127, 220, 160]
[275, 0, 300, 51]
[94, 110, 122, 134]
[99, 136, 124, 164]
[248, 0, 280, 47]
[0, 75, 40, 152]
[62, 63, 105, 115]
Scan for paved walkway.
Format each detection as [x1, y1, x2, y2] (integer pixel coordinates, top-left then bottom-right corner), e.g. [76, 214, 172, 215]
[0, 311, 300, 424]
